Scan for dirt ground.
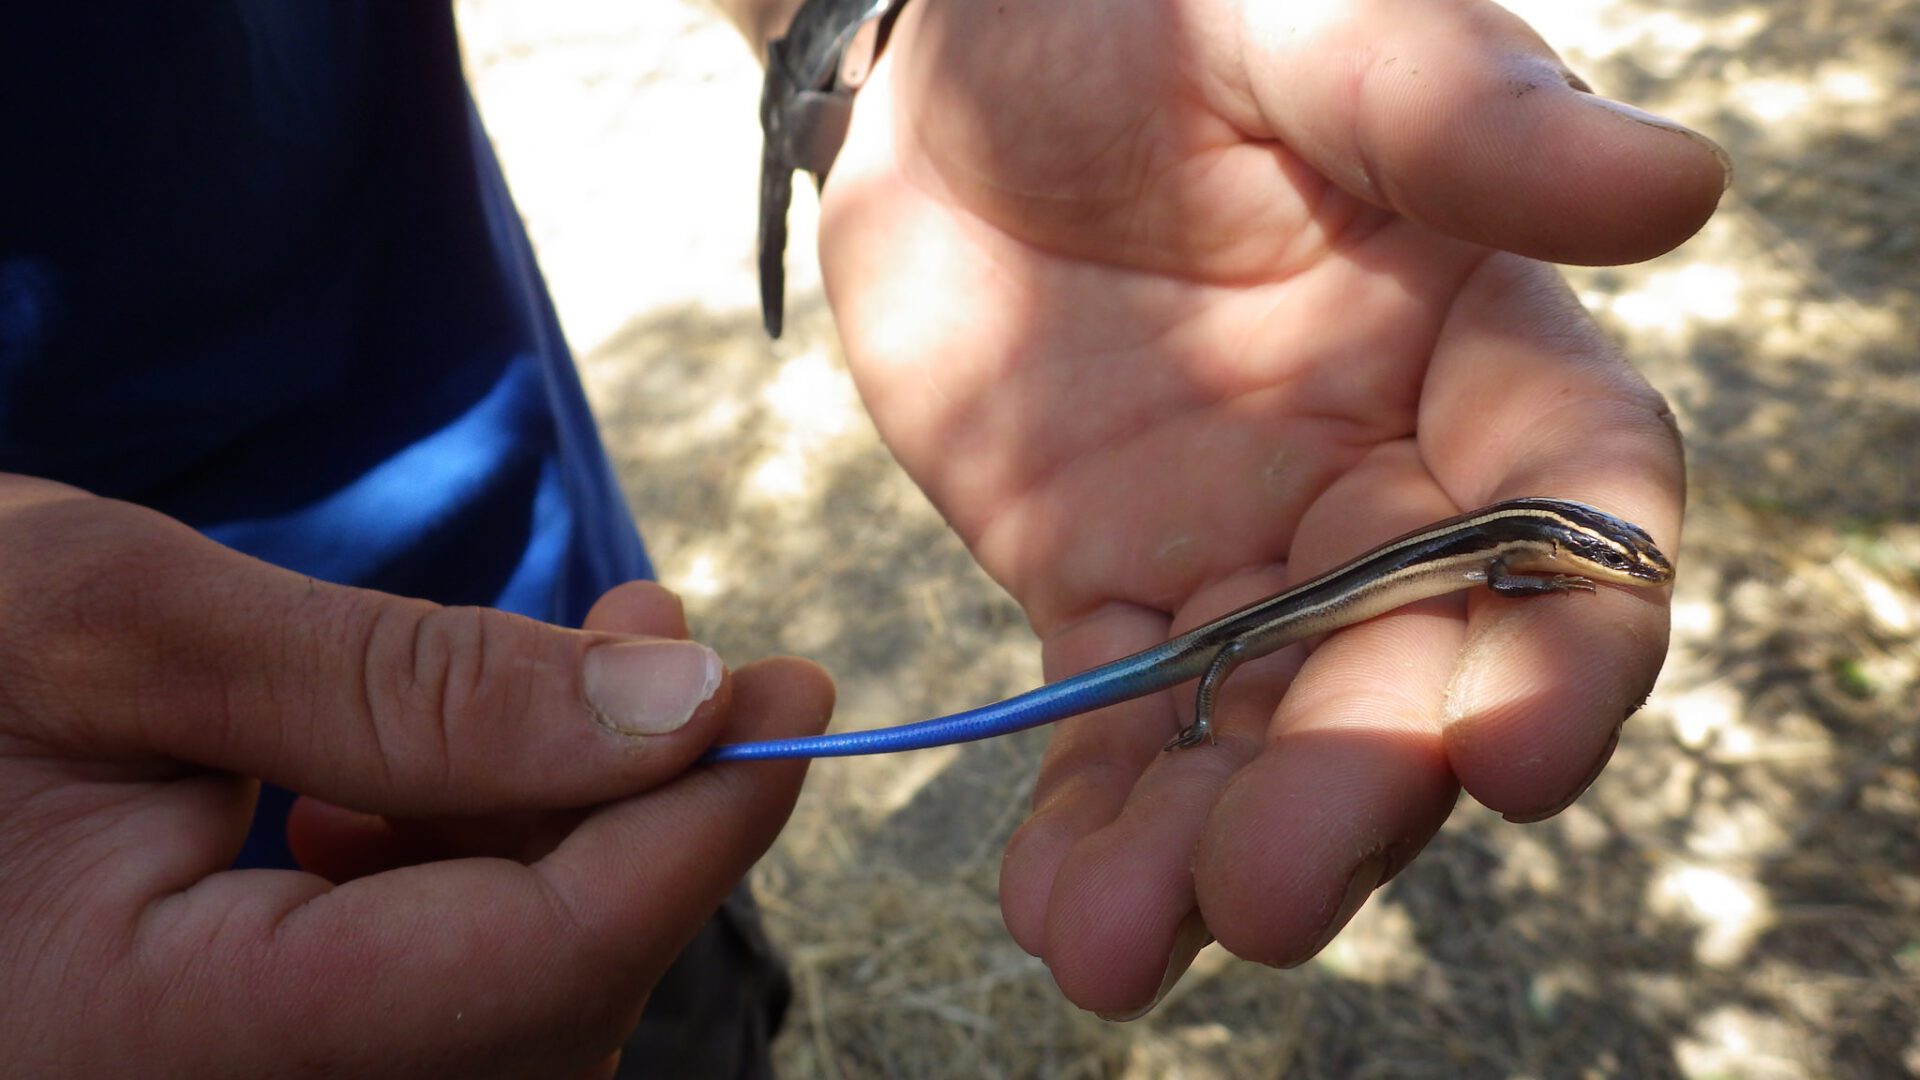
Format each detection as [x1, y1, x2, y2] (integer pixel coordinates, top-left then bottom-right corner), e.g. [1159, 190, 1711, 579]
[457, 1, 1920, 1075]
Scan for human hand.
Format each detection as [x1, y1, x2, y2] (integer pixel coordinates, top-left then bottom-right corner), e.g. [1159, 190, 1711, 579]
[813, 0, 1717, 1014]
[0, 476, 831, 1076]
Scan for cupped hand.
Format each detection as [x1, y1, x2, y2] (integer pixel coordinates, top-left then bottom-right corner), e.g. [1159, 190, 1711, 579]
[814, 0, 1719, 1015]
[0, 476, 831, 1076]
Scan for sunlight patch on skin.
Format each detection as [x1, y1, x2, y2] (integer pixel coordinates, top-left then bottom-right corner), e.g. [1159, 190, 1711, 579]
[1151, 533, 1206, 586]
[1499, 0, 1640, 61]
[1259, 445, 1297, 499]
[1242, 0, 1353, 45]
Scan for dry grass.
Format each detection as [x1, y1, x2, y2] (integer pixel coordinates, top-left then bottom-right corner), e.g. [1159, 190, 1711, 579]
[460, 1, 1920, 1075]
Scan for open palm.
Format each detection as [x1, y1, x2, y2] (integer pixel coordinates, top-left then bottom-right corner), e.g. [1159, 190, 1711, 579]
[816, 0, 1722, 1015]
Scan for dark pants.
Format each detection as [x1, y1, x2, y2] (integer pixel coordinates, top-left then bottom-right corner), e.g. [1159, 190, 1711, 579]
[618, 885, 791, 1077]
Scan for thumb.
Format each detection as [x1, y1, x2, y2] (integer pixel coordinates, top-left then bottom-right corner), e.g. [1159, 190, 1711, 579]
[3, 483, 734, 816]
[134, 658, 831, 1076]
[282, 579, 718, 878]
[1234, 0, 1730, 264]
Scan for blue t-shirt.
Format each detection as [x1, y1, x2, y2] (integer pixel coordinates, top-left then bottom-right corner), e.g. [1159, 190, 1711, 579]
[0, 6, 651, 866]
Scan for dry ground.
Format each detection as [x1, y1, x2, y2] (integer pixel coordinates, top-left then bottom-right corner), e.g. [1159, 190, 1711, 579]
[457, 1, 1920, 1075]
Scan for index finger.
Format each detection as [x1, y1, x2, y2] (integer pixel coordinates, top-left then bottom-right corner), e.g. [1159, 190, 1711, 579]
[1421, 252, 1684, 817]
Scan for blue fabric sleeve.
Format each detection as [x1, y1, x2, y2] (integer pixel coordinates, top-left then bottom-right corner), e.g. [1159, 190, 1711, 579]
[1, 4, 651, 868]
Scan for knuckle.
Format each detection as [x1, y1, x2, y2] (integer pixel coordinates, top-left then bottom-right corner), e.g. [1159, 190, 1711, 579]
[356, 603, 526, 796]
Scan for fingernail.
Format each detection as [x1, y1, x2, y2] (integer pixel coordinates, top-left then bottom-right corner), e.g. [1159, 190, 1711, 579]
[1581, 96, 1734, 190]
[584, 641, 724, 735]
[1503, 724, 1621, 824]
[1288, 851, 1388, 966]
[1097, 911, 1213, 1022]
